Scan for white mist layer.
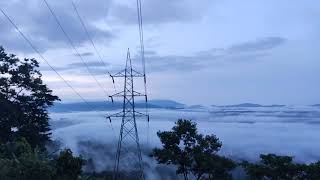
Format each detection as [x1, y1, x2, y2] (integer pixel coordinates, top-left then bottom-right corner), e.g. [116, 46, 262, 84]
[49, 106, 320, 178]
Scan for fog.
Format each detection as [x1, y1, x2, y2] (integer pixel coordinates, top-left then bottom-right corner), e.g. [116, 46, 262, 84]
[49, 105, 320, 179]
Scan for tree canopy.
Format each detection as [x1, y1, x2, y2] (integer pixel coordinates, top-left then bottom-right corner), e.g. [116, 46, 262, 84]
[0, 138, 85, 180]
[55, 149, 85, 180]
[152, 119, 235, 180]
[242, 154, 320, 180]
[0, 46, 59, 149]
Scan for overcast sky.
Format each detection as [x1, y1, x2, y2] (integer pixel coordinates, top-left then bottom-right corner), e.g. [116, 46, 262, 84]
[1, 0, 319, 105]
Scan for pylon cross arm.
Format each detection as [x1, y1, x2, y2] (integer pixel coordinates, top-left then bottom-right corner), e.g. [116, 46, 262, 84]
[110, 69, 145, 78]
[109, 91, 146, 98]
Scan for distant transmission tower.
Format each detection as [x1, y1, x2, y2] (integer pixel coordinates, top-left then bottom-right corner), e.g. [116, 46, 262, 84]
[107, 49, 148, 180]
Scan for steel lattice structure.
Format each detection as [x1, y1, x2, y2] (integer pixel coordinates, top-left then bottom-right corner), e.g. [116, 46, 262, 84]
[107, 49, 148, 180]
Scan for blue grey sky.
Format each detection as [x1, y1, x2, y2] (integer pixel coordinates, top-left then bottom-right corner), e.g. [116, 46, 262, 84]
[0, 0, 319, 105]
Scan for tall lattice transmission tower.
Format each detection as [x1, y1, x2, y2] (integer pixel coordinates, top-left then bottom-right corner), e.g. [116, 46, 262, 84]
[107, 0, 148, 179]
[107, 49, 148, 179]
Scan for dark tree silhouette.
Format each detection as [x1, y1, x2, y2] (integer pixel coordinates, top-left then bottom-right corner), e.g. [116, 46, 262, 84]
[242, 154, 307, 180]
[0, 46, 59, 149]
[55, 149, 85, 180]
[0, 138, 55, 180]
[304, 161, 320, 179]
[0, 138, 85, 180]
[242, 154, 320, 179]
[152, 119, 235, 180]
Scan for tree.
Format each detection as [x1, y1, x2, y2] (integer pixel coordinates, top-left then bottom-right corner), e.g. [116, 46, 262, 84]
[242, 154, 305, 180]
[242, 154, 320, 180]
[0, 138, 86, 180]
[304, 161, 320, 179]
[0, 46, 59, 149]
[55, 149, 85, 180]
[0, 46, 87, 179]
[0, 138, 55, 180]
[152, 119, 235, 180]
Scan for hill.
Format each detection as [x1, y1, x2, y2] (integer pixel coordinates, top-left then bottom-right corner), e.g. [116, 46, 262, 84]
[213, 103, 285, 108]
[50, 99, 185, 112]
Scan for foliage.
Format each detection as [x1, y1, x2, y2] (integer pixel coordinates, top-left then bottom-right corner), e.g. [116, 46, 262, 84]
[55, 149, 85, 180]
[81, 171, 140, 180]
[304, 161, 320, 179]
[152, 119, 235, 180]
[0, 138, 86, 180]
[0, 46, 60, 149]
[0, 138, 55, 180]
[242, 154, 320, 180]
[0, 47, 87, 179]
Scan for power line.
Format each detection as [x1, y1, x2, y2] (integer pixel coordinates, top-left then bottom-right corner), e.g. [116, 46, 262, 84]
[136, 0, 149, 141]
[136, 0, 146, 75]
[0, 8, 90, 106]
[136, 0, 147, 93]
[70, 0, 120, 143]
[70, 0, 117, 93]
[71, 1, 108, 72]
[42, 0, 110, 97]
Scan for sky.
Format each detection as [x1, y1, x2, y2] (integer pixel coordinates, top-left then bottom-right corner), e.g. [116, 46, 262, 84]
[0, 0, 319, 105]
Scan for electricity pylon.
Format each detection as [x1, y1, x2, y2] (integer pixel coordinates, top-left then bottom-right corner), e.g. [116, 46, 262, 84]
[107, 49, 148, 180]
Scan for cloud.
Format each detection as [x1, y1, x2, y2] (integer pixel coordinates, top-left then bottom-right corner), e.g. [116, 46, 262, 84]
[50, 107, 320, 179]
[0, 0, 206, 53]
[108, 0, 206, 25]
[0, 0, 114, 53]
[228, 37, 287, 53]
[41, 60, 110, 75]
[74, 52, 94, 57]
[68, 61, 107, 68]
[40, 36, 286, 75]
[141, 37, 287, 72]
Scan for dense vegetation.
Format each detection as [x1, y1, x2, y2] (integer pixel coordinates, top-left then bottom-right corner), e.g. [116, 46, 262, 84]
[152, 120, 320, 180]
[242, 154, 320, 180]
[152, 119, 235, 180]
[0, 138, 84, 180]
[1, 46, 319, 179]
[0, 46, 84, 180]
[0, 46, 59, 149]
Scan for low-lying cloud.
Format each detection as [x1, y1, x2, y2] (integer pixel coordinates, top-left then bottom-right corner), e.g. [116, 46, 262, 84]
[49, 105, 320, 179]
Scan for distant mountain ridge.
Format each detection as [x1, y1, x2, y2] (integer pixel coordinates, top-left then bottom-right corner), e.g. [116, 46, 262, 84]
[49, 100, 318, 113]
[141, 100, 185, 109]
[212, 103, 285, 108]
[50, 99, 185, 112]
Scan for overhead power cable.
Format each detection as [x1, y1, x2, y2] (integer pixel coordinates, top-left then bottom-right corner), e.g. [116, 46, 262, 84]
[42, 0, 110, 97]
[136, 0, 147, 95]
[136, 0, 150, 146]
[70, 0, 118, 142]
[136, 0, 146, 76]
[70, 0, 117, 93]
[0, 8, 90, 106]
[71, 1, 109, 72]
